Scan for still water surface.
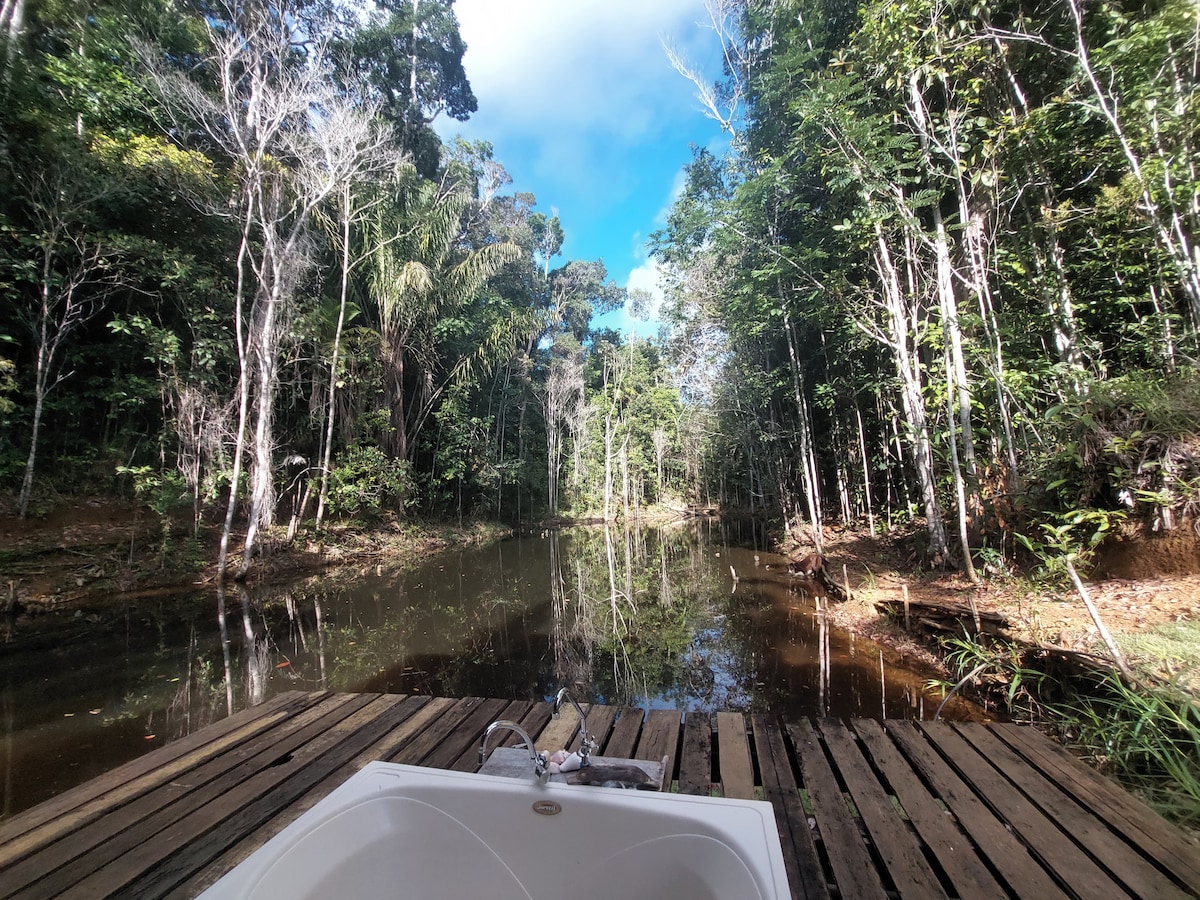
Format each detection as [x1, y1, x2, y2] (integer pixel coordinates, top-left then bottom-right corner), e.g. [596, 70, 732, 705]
[1, 521, 978, 818]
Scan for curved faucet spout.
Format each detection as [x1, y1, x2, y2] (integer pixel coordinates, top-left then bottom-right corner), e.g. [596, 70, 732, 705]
[480, 720, 550, 784]
[554, 688, 595, 767]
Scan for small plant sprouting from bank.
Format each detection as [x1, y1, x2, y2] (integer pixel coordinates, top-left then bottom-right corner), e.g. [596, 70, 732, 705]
[928, 635, 1053, 721]
[1016, 508, 1134, 680]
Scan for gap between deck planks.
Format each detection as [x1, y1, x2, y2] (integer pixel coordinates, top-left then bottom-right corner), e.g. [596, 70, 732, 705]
[1, 692, 1197, 900]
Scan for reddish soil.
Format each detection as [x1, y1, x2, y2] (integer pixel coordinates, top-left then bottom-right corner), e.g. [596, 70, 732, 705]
[799, 522, 1200, 687]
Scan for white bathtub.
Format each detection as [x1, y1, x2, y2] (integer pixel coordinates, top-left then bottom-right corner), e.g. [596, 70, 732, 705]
[199, 761, 791, 900]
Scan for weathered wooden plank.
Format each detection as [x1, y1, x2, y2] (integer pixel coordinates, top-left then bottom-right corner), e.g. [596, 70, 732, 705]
[602, 707, 644, 759]
[850, 720, 1007, 900]
[25, 693, 393, 900]
[533, 701, 584, 753]
[450, 699, 533, 772]
[509, 700, 556, 749]
[754, 716, 811, 900]
[378, 696, 460, 763]
[2, 692, 368, 899]
[678, 713, 712, 796]
[990, 722, 1200, 894]
[389, 696, 491, 766]
[954, 723, 1190, 900]
[7, 690, 1191, 900]
[570, 703, 617, 754]
[786, 719, 880, 900]
[820, 720, 947, 899]
[918, 721, 1125, 900]
[470, 700, 553, 755]
[117, 694, 417, 900]
[421, 697, 509, 771]
[715, 711, 755, 800]
[0, 690, 314, 860]
[634, 709, 681, 783]
[885, 720, 1069, 900]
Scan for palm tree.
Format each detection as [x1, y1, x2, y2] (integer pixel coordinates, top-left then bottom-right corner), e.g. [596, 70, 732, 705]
[368, 171, 522, 461]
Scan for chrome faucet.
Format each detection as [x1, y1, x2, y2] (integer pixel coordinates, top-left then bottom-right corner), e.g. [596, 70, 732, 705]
[479, 720, 550, 784]
[554, 688, 595, 767]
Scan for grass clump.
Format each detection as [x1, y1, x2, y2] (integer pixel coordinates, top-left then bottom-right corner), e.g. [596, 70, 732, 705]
[1118, 620, 1200, 694]
[1054, 674, 1200, 831]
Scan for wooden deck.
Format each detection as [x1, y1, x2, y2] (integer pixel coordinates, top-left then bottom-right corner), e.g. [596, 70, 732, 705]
[1, 691, 1197, 899]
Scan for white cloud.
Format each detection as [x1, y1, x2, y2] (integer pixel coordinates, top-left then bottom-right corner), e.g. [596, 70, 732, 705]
[627, 255, 666, 317]
[451, 0, 715, 137]
[439, 1, 729, 336]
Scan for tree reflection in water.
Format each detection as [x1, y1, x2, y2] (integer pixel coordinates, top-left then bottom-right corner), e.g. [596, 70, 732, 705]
[1, 520, 980, 818]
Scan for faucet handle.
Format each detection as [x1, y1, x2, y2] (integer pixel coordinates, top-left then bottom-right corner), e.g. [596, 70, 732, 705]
[577, 730, 595, 764]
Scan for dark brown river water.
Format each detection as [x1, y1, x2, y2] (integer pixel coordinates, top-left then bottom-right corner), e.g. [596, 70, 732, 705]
[0, 520, 980, 819]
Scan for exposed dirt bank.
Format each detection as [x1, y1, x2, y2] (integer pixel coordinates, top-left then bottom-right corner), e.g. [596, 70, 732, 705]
[791, 522, 1200, 692]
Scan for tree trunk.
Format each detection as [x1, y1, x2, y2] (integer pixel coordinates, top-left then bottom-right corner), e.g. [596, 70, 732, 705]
[385, 340, 409, 460]
[907, 72, 981, 560]
[17, 273, 55, 516]
[874, 224, 950, 563]
[217, 191, 256, 582]
[854, 399, 876, 536]
[1066, 0, 1200, 324]
[1, 0, 25, 77]
[316, 185, 354, 528]
[781, 303, 824, 553]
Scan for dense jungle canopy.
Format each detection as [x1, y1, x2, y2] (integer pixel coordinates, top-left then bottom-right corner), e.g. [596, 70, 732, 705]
[1, 0, 1198, 580]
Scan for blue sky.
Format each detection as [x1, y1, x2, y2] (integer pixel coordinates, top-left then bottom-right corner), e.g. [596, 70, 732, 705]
[433, 0, 728, 334]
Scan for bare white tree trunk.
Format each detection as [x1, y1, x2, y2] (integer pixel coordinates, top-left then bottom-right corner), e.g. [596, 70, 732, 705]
[854, 399, 876, 535]
[1065, 558, 1135, 683]
[1066, 0, 1200, 324]
[651, 425, 668, 498]
[145, 2, 360, 577]
[1, 0, 25, 76]
[17, 190, 116, 517]
[314, 186, 354, 529]
[907, 73, 979, 577]
[872, 224, 950, 563]
[216, 192, 255, 581]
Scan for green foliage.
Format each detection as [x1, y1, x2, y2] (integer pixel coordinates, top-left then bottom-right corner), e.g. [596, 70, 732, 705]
[327, 445, 416, 519]
[116, 464, 189, 517]
[1015, 507, 1125, 582]
[1052, 674, 1200, 830]
[1037, 370, 1200, 525]
[934, 635, 1052, 719]
[0, 357, 16, 417]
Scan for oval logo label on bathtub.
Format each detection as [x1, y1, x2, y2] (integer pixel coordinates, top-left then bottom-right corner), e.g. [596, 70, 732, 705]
[532, 800, 562, 816]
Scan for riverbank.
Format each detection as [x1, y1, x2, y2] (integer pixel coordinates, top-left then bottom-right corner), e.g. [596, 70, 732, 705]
[799, 523, 1200, 696]
[7, 498, 1200, 674]
[0, 496, 512, 611]
[5, 497, 1197, 826]
[800, 523, 1200, 832]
